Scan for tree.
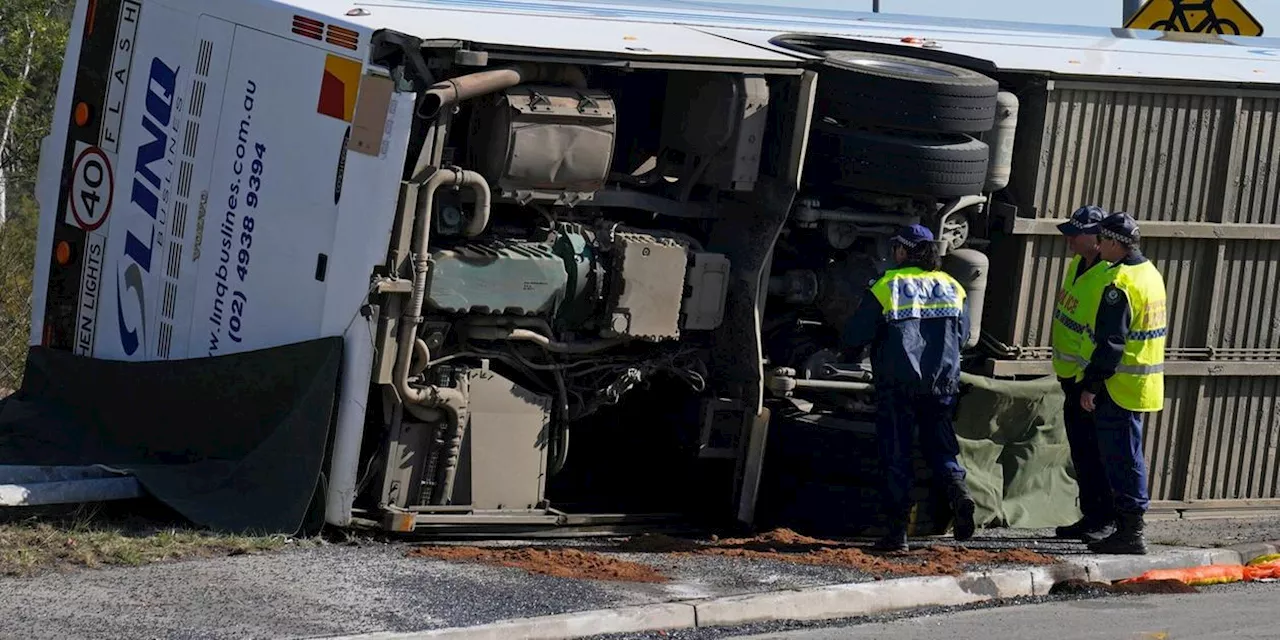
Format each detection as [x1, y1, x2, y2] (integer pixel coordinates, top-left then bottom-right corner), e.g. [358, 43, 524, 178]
[0, 0, 73, 390]
[0, 195, 37, 391]
[0, 0, 74, 227]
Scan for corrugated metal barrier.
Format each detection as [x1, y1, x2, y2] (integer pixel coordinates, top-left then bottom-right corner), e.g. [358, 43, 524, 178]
[984, 77, 1280, 512]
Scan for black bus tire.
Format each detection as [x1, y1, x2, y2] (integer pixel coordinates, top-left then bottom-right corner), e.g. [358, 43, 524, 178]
[807, 126, 990, 199]
[817, 51, 1000, 134]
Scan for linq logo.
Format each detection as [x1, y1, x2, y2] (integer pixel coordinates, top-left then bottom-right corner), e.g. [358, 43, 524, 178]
[115, 57, 179, 356]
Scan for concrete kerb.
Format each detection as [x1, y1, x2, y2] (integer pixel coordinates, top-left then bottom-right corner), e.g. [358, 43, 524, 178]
[314, 604, 699, 640]
[1078, 541, 1277, 583]
[314, 541, 1280, 640]
[1078, 547, 1240, 583]
[1226, 541, 1278, 564]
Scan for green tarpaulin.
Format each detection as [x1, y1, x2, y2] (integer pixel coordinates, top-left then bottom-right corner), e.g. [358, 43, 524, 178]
[755, 370, 1083, 536]
[955, 372, 1080, 529]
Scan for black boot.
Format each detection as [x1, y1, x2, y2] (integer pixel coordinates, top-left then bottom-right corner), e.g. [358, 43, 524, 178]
[873, 523, 909, 553]
[1087, 512, 1147, 555]
[1079, 519, 1116, 544]
[873, 508, 910, 553]
[1055, 516, 1090, 539]
[948, 482, 977, 543]
[1056, 515, 1115, 543]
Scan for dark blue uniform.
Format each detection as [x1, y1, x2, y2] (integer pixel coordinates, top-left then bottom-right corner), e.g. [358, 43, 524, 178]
[1053, 204, 1116, 543]
[1060, 257, 1117, 541]
[1082, 251, 1153, 518]
[1080, 212, 1167, 555]
[840, 225, 975, 550]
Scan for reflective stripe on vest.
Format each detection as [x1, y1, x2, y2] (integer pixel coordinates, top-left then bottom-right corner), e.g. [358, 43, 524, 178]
[1051, 254, 1113, 379]
[871, 267, 967, 323]
[1081, 260, 1167, 412]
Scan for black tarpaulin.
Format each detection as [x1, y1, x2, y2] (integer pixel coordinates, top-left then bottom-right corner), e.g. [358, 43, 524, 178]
[0, 337, 342, 535]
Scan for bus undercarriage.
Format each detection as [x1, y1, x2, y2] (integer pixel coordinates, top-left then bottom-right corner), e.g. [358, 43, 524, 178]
[339, 32, 1017, 536]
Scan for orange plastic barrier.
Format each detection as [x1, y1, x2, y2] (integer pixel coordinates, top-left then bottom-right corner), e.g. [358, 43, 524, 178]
[1244, 559, 1280, 581]
[1247, 553, 1280, 566]
[1119, 564, 1246, 587]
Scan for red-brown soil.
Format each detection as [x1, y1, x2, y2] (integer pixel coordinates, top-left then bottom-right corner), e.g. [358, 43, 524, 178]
[407, 545, 669, 583]
[410, 528, 1062, 583]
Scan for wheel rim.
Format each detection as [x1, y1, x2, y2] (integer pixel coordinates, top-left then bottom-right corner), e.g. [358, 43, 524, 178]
[830, 53, 959, 78]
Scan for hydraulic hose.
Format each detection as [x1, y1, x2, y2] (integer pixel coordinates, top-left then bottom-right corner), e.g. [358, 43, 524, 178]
[392, 167, 491, 505]
[463, 326, 626, 354]
[394, 167, 490, 412]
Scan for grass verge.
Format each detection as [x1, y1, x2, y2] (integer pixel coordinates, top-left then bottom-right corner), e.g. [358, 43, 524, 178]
[0, 501, 306, 577]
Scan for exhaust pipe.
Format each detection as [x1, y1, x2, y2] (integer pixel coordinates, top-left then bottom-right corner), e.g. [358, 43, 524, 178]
[418, 63, 588, 119]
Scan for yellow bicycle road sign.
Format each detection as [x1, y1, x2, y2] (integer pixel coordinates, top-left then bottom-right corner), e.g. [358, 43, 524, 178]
[1125, 0, 1264, 36]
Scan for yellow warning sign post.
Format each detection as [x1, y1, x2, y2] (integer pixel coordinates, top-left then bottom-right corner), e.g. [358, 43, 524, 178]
[1125, 0, 1263, 36]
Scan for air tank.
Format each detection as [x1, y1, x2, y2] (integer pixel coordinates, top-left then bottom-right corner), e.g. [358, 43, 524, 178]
[942, 249, 989, 350]
[984, 91, 1019, 193]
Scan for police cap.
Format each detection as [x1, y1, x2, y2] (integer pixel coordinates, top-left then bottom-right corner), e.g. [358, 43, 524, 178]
[890, 224, 934, 248]
[1099, 212, 1141, 246]
[1057, 205, 1108, 236]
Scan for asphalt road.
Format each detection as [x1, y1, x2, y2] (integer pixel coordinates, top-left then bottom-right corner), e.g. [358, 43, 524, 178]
[723, 582, 1278, 639]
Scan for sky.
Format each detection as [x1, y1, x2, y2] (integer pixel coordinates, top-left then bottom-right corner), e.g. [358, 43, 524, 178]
[706, 0, 1279, 34]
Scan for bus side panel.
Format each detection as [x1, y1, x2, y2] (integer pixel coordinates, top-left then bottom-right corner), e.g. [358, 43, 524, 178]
[185, 26, 356, 358]
[157, 16, 237, 360]
[92, 1, 199, 362]
[319, 86, 416, 337]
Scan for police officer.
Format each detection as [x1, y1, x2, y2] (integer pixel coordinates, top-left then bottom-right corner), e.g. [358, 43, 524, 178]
[1050, 205, 1117, 544]
[1079, 212, 1167, 555]
[841, 224, 975, 552]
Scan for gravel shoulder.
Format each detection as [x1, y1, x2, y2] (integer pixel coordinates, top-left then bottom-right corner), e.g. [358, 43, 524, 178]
[0, 540, 891, 640]
[0, 516, 1275, 640]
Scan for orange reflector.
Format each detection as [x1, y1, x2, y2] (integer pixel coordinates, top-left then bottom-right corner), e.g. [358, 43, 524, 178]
[55, 241, 72, 265]
[325, 24, 360, 50]
[292, 14, 324, 40]
[386, 512, 415, 532]
[75, 102, 91, 127]
[85, 0, 99, 37]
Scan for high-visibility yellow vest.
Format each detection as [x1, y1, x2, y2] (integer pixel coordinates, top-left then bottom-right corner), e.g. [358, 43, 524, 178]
[1079, 260, 1167, 413]
[1051, 254, 1113, 380]
[871, 267, 967, 322]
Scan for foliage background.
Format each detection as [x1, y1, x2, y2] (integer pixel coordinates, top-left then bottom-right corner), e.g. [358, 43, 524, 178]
[0, 0, 73, 393]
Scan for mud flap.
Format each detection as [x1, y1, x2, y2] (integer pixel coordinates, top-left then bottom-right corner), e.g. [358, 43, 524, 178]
[706, 178, 795, 526]
[735, 406, 771, 525]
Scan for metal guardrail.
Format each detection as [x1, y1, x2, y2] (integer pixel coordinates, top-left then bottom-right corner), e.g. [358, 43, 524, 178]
[0, 466, 144, 507]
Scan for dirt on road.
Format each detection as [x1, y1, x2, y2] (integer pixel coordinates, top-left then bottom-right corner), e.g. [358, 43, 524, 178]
[411, 528, 1060, 583]
[624, 529, 1059, 578]
[407, 545, 670, 583]
[1050, 577, 1198, 595]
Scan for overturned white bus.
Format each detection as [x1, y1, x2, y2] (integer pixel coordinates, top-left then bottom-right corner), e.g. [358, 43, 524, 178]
[17, 0, 1280, 534]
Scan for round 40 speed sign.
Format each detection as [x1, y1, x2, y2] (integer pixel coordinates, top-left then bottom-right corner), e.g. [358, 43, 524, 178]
[66, 142, 116, 232]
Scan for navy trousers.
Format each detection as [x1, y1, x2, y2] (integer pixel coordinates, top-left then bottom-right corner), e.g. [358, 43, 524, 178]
[1060, 379, 1115, 523]
[1094, 392, 1151, 514]
[875, 389, 967, 523]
